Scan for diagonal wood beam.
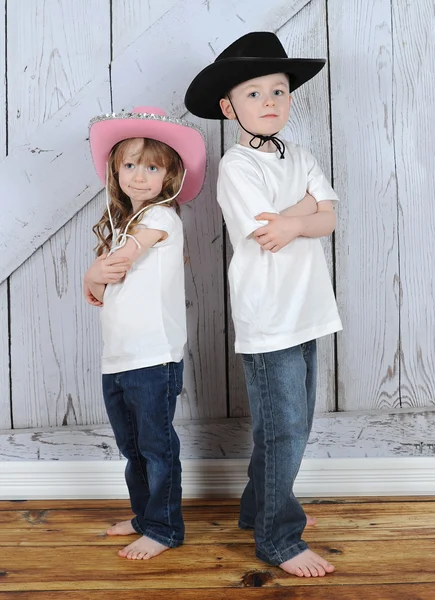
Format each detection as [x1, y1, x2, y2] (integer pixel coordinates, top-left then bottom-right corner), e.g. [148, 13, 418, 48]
[0, 0, 311, 283]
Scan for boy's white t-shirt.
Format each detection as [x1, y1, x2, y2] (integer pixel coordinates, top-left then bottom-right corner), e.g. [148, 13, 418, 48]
[100, 205, 186, 374]
[218, 141, 342, 354]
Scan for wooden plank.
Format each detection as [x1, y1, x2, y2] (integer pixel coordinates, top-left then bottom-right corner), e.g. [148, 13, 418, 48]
[329, 0, 400, 411]
[7, 0, 110, 428]
[225, 4, 336, 416]
[0, 284, 10, 429]
[392, 0, 435, 408]
[1, 408, 435, 459]
[10, 198, 106, 427]
[1, 500, 434, 546]
[0, 4, 10, 430]
[1, 0, 311, 284]
[2, 585, 435, 600]
[1, 539, 435, 591]
[178, 118, 227, 419]
[112, 0, 179, 51]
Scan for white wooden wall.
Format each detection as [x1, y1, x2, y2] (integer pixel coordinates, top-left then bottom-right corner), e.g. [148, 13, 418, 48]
[0, 0, 434, 459]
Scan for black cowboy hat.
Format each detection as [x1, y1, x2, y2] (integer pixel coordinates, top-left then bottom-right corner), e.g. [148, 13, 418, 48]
[185, 32, 326, 120]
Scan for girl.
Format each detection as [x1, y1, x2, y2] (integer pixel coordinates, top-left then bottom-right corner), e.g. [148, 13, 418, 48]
[84, 106, 206, 560]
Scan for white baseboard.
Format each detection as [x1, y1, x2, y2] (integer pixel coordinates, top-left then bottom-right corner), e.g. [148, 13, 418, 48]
[1, 458, 435, 500]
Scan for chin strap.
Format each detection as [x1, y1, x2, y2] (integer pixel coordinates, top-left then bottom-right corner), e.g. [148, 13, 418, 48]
[228, 97, 286, 159]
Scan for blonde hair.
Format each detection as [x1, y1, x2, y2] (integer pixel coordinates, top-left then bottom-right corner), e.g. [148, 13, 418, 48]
[93, 138, 184, 256]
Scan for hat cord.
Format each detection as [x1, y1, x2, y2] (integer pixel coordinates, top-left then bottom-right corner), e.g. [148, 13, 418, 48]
[228, 98, 286, 159]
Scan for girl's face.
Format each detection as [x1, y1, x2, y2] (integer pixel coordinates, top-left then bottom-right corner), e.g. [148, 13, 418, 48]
[117, 138, 167, 210]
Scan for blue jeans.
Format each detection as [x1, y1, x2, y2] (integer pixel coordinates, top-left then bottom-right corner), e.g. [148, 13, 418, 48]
[240, 341, 317, 565]
[102, 361, 184, 548]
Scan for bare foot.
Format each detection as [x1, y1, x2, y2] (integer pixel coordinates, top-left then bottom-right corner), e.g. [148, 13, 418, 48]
[106, 520, 136, 536]
[306, 513, 317, 526]
[280, 549, 335, 577]
[118, 535, 169, 560]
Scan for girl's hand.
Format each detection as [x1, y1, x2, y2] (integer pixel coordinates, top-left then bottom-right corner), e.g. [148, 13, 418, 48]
[253, 213, 302, 253]
[83, 281, 103, 306]
[85, 253, 131, 285]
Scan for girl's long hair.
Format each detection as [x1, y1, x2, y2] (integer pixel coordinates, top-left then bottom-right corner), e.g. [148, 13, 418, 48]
[93, 138, 184, 256]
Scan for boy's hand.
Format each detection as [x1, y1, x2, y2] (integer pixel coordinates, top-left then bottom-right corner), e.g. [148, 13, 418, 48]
[253, 213, 301, 252]
[83, 281, 103, 306]
[85, 253, 131, 285]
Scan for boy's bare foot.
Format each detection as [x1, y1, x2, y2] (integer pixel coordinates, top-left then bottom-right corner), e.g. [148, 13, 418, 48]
[118, 535, 169, 560]
[106, 520, 136, 536]
[280, 549, 335, 577]
[306, 513, 317, 526]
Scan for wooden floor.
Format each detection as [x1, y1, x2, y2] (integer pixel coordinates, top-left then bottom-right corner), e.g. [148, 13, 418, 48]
[1, 497, 435, 599]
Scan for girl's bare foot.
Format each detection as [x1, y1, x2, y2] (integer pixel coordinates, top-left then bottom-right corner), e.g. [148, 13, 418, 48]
[106, 520, 136, 536]
[280, 549, 335, 577]
[118, 535, 169, 560]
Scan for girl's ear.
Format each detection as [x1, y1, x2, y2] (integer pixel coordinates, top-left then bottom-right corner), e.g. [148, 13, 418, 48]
[219, 97, 236, 120]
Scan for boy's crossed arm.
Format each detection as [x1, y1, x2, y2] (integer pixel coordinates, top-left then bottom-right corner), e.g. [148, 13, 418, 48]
[253, 193, 336, 253]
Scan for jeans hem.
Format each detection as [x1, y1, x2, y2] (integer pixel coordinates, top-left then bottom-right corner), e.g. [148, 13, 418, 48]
[256, 540, 309, 566]
[238, 519, 254, 530]
[131, 517, 184, 548]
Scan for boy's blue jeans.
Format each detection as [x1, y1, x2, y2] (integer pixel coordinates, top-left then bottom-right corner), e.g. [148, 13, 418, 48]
[102, 361, 184, 548]
[240, 341, 317, 565]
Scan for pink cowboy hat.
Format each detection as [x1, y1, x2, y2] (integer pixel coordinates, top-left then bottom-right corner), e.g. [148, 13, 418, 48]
[89, 106, 206, 204]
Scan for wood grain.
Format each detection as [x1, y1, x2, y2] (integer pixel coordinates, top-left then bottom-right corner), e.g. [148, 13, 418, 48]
[7, 0, 110, 428]
[0, 5, 10, 430]
[2, 585, 435, 600]
[178, 117, 227, 419]
[392, 0, 435, 409]
[0, 283, 10, 429]
[10, 197, 107, 427]
[1, 408, 435, 460]
[1, 539, 435, 591]
[0, 498, 434, 596]
[1, 500, 435, 546]
[329, 0, 400, 411]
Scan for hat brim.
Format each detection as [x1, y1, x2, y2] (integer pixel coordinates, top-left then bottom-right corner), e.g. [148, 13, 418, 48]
[89, 116, 207, 204]
[185, 58, 326, 120]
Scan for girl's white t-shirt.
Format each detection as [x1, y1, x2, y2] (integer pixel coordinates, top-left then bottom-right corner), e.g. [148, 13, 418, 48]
[217, 141, 343, 354]
[100, 206, 186, 374]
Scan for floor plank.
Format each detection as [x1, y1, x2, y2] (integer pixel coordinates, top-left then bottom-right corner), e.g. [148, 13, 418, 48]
[1, 498, 434, 597]
[1, 539, 435, 591]
[1, 501, 434, 546]
[1, 584, 435, 599]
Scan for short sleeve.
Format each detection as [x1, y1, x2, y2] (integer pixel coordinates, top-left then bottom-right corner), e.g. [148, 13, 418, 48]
[304, 150, 339, 204]
[217, 158, 279, 239]
[137, 205, 176, 240]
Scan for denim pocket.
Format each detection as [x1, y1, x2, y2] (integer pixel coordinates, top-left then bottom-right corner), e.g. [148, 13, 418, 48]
[171, 360, 184, 396]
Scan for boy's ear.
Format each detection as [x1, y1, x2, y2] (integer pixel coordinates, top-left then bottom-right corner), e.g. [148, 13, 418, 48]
[219, 97, 236, 120]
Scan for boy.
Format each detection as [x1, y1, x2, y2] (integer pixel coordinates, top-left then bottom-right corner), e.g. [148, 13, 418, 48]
[185, 32, 342, 577]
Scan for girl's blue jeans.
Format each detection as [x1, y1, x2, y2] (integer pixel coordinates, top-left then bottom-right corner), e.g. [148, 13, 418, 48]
[240, 341, 317, 565]
[102, 360, 184, 548]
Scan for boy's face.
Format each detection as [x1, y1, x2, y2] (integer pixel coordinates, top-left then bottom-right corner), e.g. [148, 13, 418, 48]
[219, 73, 291, 136]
